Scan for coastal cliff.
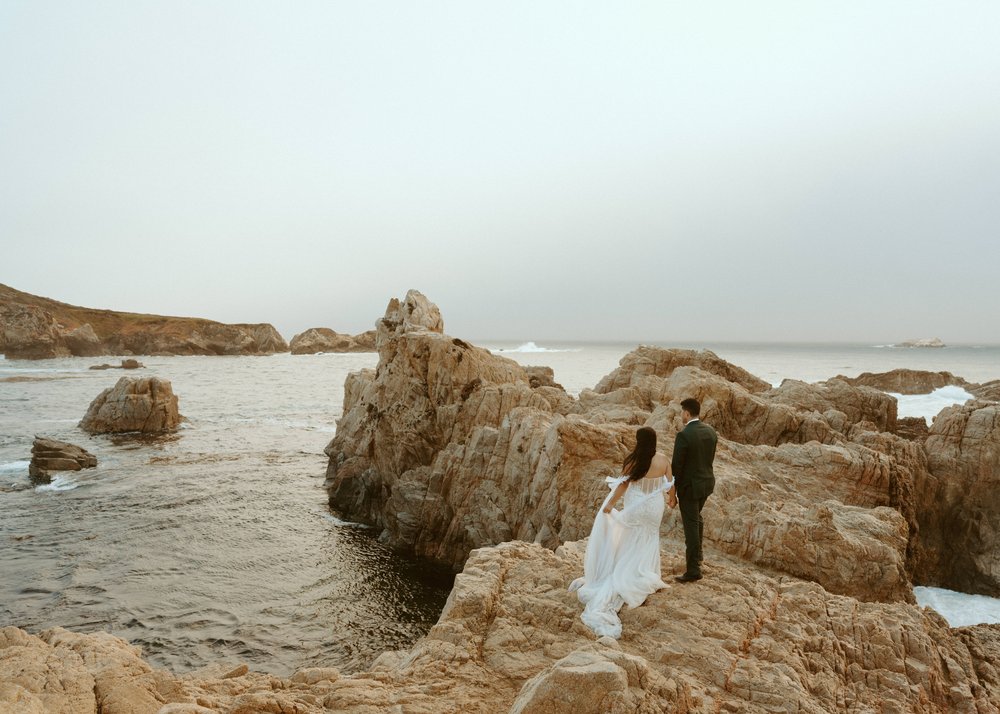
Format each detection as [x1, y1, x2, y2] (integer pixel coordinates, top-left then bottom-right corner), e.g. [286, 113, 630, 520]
[322, 293, 1000, 604]
[0, 283, 288, 359]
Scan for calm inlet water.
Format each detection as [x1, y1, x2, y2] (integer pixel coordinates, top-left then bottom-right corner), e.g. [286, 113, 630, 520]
[2, 341, 999, 676]
[0, 352, 454, 677]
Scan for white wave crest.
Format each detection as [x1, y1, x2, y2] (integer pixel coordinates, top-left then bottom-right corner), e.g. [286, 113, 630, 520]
[915, 586, 1000, 627]
[35, 474, 80, 492]
[890, 385, 975, 424]
[492, 341, 582, 354]
[0, 460, 30, 476]
[321, 512, 369, 528]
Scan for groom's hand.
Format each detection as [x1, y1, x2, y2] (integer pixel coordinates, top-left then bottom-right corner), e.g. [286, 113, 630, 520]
[667, 493, 677, 509]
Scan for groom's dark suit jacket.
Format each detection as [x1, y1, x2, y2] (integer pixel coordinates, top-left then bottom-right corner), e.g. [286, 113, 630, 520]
[671, 419, 718, 500]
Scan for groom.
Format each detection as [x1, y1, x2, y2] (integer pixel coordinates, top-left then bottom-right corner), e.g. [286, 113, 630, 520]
[669, 397, 717, 583]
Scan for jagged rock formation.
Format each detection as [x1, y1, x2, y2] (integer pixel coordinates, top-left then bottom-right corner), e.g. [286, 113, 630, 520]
[79, 376, 183, 434]
[842, 368, 970, 394]
[971, 380, 1000, 402]
[911, 401, 1000, 595]
[28, 436, 97, 482]
[3, 542, 1000, 713]
[289, 327, 377, 354]
[326, 293, 970, 602]
[0, 283, 288, 359]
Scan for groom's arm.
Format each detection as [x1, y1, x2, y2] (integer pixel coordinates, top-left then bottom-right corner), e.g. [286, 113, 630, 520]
[671, 431, 687, 486]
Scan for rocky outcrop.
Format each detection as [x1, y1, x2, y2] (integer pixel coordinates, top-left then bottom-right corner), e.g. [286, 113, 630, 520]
[79, 377, 182, 434]
[4, 541, 1000, 713]
[972, 380, 1000, 402]
[912, 401, 1000, 595]
[0, 282, 288, 358]
[594, 345, 772, 394]
[289, 327, 377, 354]
[765, 377, 897, 432]
[325, 292, 931, 602]
[842, 368, 970, 394]
[28, 437, 97, 483]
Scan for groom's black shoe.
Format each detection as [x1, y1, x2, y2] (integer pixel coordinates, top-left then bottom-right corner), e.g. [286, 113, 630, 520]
[674, 573, 702, 583]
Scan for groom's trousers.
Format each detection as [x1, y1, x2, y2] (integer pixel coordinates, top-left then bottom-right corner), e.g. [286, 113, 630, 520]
[678, 492, 709, 576]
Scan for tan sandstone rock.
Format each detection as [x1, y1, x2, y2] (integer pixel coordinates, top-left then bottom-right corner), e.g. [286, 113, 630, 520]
[4, 541, 999, 713]
[841, 368, 971, 395]
[79, 376, 183, 434]
[912, 401, 1000, 595]
[325, 292, 930, 602]
[28, 436, 97, 483]
[289, 327, 377, 354]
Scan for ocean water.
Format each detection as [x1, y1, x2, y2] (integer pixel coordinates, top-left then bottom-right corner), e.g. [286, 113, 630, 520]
[2, 341, 998, 675]
[0, 352, 454, 677]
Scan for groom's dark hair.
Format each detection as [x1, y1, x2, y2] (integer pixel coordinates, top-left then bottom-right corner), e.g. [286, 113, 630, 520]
[680, 398, 701, 417]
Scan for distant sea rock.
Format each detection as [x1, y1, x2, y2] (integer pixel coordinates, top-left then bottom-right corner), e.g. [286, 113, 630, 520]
[0, 282, 289, 359]
[841, 368, 969, 395]
[289, 327, 377, 354]
[79, 376, 182, 434]
[28, 436, 97, 483]
[897, 337, 946, 348]
[89, 359, 145, 371]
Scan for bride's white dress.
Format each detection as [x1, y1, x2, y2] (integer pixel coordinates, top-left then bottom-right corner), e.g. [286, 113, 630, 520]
[570, 474, 672, 638]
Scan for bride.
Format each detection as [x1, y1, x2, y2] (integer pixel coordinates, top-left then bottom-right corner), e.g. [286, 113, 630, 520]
[569, 426, 675, 638]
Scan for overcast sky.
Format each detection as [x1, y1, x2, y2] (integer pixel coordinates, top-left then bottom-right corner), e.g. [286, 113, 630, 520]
[2, 2, 998, 344]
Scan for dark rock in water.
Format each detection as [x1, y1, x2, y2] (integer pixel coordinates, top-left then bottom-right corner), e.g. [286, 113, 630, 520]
[29, 436, 97, 483]
[90, 359, 145, 370]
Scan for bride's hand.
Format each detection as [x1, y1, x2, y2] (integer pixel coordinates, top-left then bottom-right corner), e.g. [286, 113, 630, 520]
[602, 506, 612, 514]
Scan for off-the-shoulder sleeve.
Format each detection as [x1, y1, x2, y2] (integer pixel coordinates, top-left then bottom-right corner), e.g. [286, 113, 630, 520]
[604, 474, 629, 489]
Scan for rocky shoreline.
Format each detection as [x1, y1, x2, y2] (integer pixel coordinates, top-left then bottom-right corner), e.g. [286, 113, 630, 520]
[0, 283, 378, 359]
[3, 290, 1000, 712]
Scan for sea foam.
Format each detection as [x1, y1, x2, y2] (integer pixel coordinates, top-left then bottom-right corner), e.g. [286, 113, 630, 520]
[491, 341, 582, 354]
[35, 474, 80, 492]
[0, 460, 30, 476]
[915, 586, 1000, 627]
[890, 385, 975, 424]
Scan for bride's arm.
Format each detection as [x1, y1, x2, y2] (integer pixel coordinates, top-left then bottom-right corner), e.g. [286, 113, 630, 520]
[665, 462, 678, 509]
[603, 478, 629, 513]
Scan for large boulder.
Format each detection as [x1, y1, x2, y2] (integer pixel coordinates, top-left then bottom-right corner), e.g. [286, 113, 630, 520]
[0, 302, 69, 359]
[765, 377, 897, 433]
[79, 377, 182, 434]
[594, 345, 771, 394]
[289, 327, 377, 354]
[28, 437, 97, 483]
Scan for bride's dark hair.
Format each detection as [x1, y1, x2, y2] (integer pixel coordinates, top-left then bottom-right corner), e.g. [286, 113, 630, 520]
[623, 426, 657, 481]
